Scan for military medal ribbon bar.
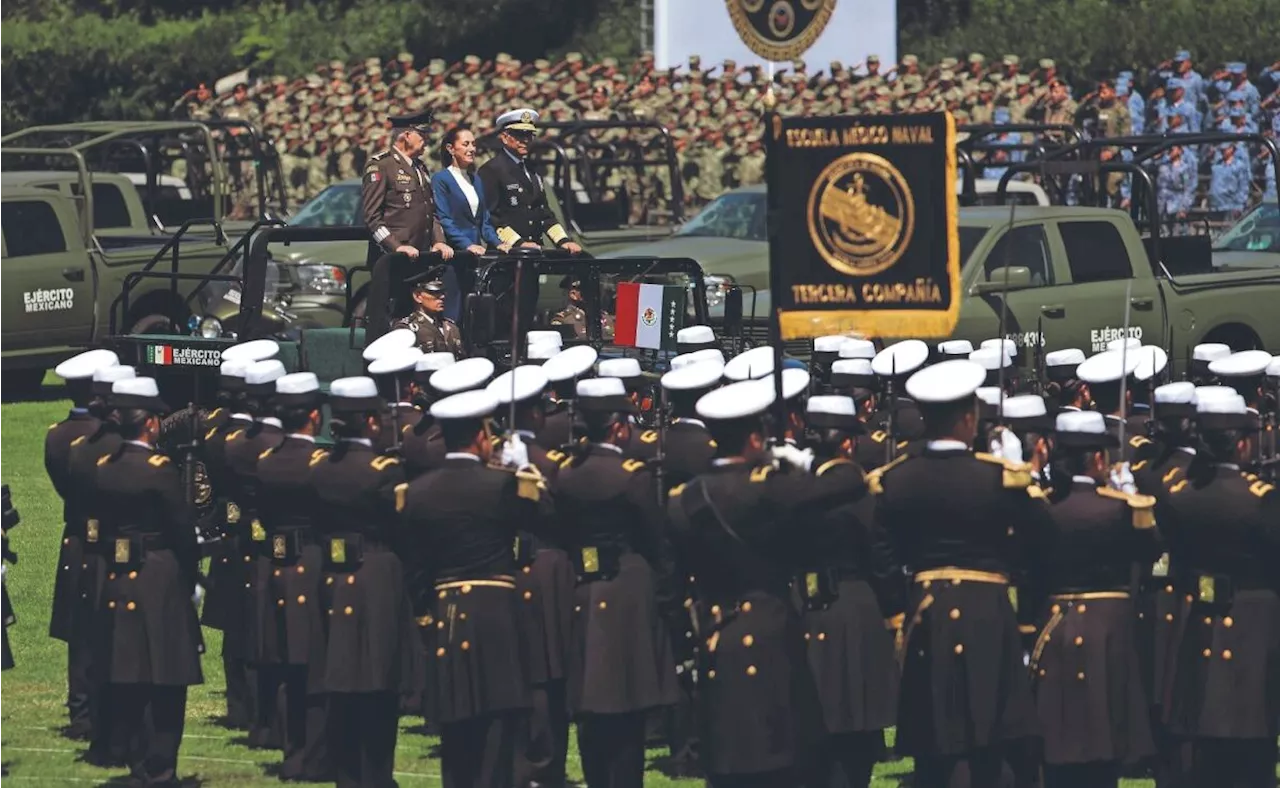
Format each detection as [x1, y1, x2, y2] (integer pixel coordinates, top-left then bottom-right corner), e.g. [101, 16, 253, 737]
[765, 112, 961, 340]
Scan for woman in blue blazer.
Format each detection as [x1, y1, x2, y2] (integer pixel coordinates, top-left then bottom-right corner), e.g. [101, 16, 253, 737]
[431, 127, 511, 322]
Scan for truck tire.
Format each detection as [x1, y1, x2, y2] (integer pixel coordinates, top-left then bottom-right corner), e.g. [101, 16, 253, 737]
[1201, 324, 1263, 352]
[1, 369, 46, 402]
[129, 312, 180, 336]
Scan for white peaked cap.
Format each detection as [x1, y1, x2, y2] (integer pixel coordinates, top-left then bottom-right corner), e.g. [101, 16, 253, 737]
[832, 358, 874, 376]
[527, 342, 561, 361]
[95, 365, 136, 383]
[1196, 393, 1247, 414]
[1192, 343, 1231, 362]
[937, 339, 974, 356]
[488, 366, 550, 404]
[1076, 350, 1140, 384]
[981, 338, 1017, 356]
[221, 359, 252, 378]
[677, 325, 716, 345]
[543, 345, 599, 382]
[55, 349, 119, 380]
[112, 377, 160, 397]
[662, 361, 725, 391]
[276, 372, 320, 394]
[838, 339, 877, 359]
[807, 395, 856, 417]
[430, 357, 496, 394]
[905, 360, 987, 403]
[577, 376, 626, 398]
[362, 329, 416, 361]
[1045, 348, 1086, 367]
[723, 346, 775, 381]
[1133, 346, 1169, 382]
[872, 340, 929, 376]
[1056, 410, 1108, 434]
[330, 376, 378, 399]
[245, 359, 287, 386]
[1003, 394, 1048, 418]
[696, 379, 775, 420]
[598, 357, 642, 378]
[526, 330, 564, 349]
[222, 338, 279, 362]
[1154, 382, 1195, 404]
[671, 349, 725, 369]
[367, 347, 424, 376]
[969, 346, 1013, 370]
[1106, 337, 1142, 352]
[781, 367, 810, 400]
[416, 352, 457, 373]
[430, 390, 500, 420]
[1209, 350, 1273, 378]
[813, 335, 850, 353]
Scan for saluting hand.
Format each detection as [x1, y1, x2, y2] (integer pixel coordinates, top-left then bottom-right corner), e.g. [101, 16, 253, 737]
[431, 242, 455, 260]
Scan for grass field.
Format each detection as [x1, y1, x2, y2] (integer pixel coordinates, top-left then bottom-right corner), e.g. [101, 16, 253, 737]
[0, 389, 1171, 786]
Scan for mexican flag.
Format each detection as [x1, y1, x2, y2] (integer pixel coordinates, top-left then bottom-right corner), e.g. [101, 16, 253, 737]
[147, 345, 174, 365]
[613, 282, 685, 350]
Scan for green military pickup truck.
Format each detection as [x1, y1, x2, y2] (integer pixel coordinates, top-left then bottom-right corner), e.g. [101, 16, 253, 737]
[1, 171, 231, 398]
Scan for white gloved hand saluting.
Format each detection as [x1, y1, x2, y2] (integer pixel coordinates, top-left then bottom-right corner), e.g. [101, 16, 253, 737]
[771, 444, 815, 472]
[989, 426, 1025, 465]
[502, 433, 530, 470]
[1110, 461, 1136, 494]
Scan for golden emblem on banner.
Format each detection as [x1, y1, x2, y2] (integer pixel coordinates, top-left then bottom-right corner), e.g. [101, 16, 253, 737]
[807, 152, 915, 276]
[725, 0, 836, 62]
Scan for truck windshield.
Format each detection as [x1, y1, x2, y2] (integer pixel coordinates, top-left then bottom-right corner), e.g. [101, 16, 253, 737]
[674, 191, 767, 241]
[1213, 203, 1280, 252]
[958, 226, 989, 267]
[290, 183, 361, 227]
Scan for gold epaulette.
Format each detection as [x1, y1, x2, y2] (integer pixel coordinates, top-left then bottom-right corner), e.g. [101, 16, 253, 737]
[639, 430, 658, 444]
[866, 453, 909, 495]
[1027, 484, 1048, 500]
[669, 483, 686, 498]
[622, 458, 645, 473]
[207, 407, 223, 421]
[227, 429, 245, 442]
[516, 467, 548, 501]
[205, 427, 218, 441]
[1245, 474, 1275, 498]
[395, 482, 409, 513]
[1130, 435, 1151, 449]
[71, 435, 87, 447]
[814, 457, 854, 477]
[370, 455, 399, 471]
[546, 449, 567, 464]
[884, 612, 905, 630]
[749, 465, 773, 483]
[96, 454, 112, 466]
[147, 454, 171, 467]
[258, 448, 274, 460]
[975, 452, 1032, 489]
[309, 450, 330, 467]
[1096, 486, 1157, 529]
[48, 422, 59, 431]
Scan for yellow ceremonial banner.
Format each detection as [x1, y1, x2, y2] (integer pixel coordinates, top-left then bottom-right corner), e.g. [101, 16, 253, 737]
[765, 112, 961, 339]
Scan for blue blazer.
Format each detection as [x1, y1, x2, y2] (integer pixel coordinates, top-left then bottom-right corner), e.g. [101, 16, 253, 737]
[431, 168, 502, 249]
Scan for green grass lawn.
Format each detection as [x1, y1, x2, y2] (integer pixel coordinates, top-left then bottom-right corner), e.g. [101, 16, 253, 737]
[0, 392, 1170, 786]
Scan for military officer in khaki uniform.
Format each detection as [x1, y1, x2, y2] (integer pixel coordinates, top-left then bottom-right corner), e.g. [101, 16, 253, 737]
[391, 267, 464, 357]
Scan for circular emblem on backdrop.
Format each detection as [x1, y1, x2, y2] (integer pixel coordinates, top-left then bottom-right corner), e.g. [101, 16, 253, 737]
[725, 0, 836, 63]
[641, 306, 658, 327]
[806, 152, 915, 276]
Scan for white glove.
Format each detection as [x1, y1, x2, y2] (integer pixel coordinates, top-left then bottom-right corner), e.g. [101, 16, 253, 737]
[501, 433, 530, 470]
[771, 444, 815, 472]
[989, 427, 1024, 464]
[1110, 462, 1136, 494]
[192, 583, 205, 607]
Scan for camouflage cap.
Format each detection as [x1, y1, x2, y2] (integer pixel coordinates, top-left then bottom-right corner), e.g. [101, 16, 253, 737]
[397, 52, 413, 64]
[694, 100, 709, 111]
[535, 58, 551, 69]
[939, 57, 958, 70]
[1015, 74, 1031, 86]
[1038, 58, 1055, 69]
[601, 57, 618, 68]
[1003, 54, 1019, 66]
[793, 58, 806, 71]
[867, 54, 881, 63]
[566, 52, 584, 63]
[428, 59, 446, 76]
[329, 59, 346, 71]
[315, 128, 330, 142]
[689, 54, 701, 65]
[495, 52, 512, 65]
[969, 53, 986, 64]
[464, 54, 481, 66]
[901, 54, 918, 66]
[979, 81, 994, 92]
[939, 70, 955, 82]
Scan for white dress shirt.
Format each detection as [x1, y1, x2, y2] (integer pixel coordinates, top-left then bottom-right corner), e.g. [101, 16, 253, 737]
[448, 166, 480, 216]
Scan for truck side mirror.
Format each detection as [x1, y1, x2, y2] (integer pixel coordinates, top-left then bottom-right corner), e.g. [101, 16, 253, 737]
[464, 293, 495, 349]
[970, 266, 1032, 295]
[723, 286, 744, 338]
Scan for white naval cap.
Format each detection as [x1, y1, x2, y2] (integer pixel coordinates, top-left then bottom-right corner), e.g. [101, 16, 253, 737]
[222, 338, 279, 363]
[1106, 337, 1142, 352]
[871, 340, 929, 377]
[598, 357, 643, 379]
[676, 325, 717, 349]
[1045, 348, 1087, 368]
[1268, 356, 1280, 379]
[275, 372, 320, 395]
[975, 386, 1004, 406]
[905, 359, 987, 403]
[1192, 385, 1238, 404]
[662, 361, 725, 392]
[576, 376, 626, 398]
[1154, 381, 1195, 404]
[367, 347, 424, 376]
[830, 358, 876, 389]
[805, 395, 861, 430]
[527, 342, 561, 361]
[431, 357, 496, 394]
[430, 390, 500, 421]
[1208, 350, 1273, 378]
[487, 365, 550, 405]
[496, 107, 541, 132]
[112, 377, 160, 398]
[1196, 393, 1248, 414]
[93, 365, 136, 391]
[543, 345, 599, 383]
[780, 367, 811, 401]
[1076, 349, 1140, 384]
[968, 346, 1013, 371]
[1002, 394, 1051, 427]
[362, 329, 416, 361]
[220, 359, 252, 378]
[244, 359, 287, 389]
[1191, 342, 1231, 363]
[329, 376, 381, 409]
[1133, 346, 1169, 382]
[55, 349, 119, 380]
[696, 379, 775, 421]
[937, 339, 974, 357]
[980, 338, 1017, 356]
[838, 338, 877, 359]
[722, 346, 775, 381]
[670, 348, 725, 370]
[526, 330, 564, 350]
[1053, 409, 1117, 448]
[812, 335, 851, 359]
[416, 352, 457, 374]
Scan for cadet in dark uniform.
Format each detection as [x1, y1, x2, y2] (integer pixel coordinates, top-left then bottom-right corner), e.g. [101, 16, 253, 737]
[310, 376, 423, 787]
[401, 352, 458, 477]
[829, 357, 884, 471]
[231, 358, 289, 749]
[487, 365, 575, 788]
[797, 395, 903, 788]
[477, 108, 581, 253]
[867, 341, 930, 466]
[361, 112, 453, 339]
[46, 348, 119, 740]
[871, 359, 1050, 788]
[1076, 349, 1148, 463]
[94, 376, 204, 786]
[253, 372, 332, 781]
[390, 268, 465, 356]
[556, 377, 679, 788]
[367, 344, 426, 453]
[540, 346, 599, 449]
[1043, 349, 1089, 413]
[665, 379, 840, 788]
[1033, 410, 1159, 788]
[632, 361, 722, 489]
[72, 364, 138, 766]
[399, 388, 538, 788]
[1159, 389, 1280, 788]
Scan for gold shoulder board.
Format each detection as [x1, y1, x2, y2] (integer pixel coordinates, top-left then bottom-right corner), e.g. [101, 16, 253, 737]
[96, 454, 112, 466]
[227, 429, 245, 442]
[205, 427, 219, 441]
[866, 453, 909, 495]
[1130, 435, 1151, 448]
[975, 452, 1032, 488]
[147, 454, 170, 467]
[669, 483, 686, 498]
[258, 448, 274, 460]
[1027, 484, 1048, 500]
[71, 435, 87, 447]
[815, 457, 853, 477]
[395, 482, 409, 513]
[370, 455, 400, 471]
[749, 465, 773, 483]
[640, 430, 658, 444]
[546, 449, 566, 463]
[622, 458, 646, 473]
[309, 451, 330, 467]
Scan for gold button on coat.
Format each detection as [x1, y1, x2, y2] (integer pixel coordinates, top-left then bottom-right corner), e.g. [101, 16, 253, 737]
[954, 644, 964, 655]
[949, 608, 961, 620]
[746, 665, 757, 676]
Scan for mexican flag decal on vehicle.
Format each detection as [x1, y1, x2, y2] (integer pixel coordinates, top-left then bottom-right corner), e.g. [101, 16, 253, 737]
[147, 345, 175, 365]
[145, 344, 224, 367]
[614, 283, 685, 350]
